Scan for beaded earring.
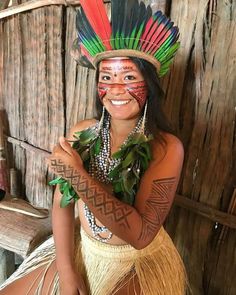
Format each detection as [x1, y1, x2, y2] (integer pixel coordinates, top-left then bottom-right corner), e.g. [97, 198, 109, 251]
[98, 106, 106, 131]
[140, 101, 148, 134]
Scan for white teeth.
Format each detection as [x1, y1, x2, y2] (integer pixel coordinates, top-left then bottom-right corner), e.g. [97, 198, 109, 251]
[111, 100, 130, 105]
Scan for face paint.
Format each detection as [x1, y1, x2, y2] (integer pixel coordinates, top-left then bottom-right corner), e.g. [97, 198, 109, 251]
[98, 58, 148, 108]
[98, 82, 147, 108]
[100, 59, 134, 72]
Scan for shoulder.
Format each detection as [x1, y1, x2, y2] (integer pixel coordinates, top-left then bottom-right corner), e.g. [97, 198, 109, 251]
[150, 132, 184, 166]
[67, 118, 98, 139]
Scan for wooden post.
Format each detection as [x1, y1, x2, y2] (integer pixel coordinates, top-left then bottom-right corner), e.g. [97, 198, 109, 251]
[0, 249, 14, 285]
[0, 117, 15, 284]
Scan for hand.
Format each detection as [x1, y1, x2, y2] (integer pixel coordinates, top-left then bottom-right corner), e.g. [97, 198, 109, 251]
[46, 136, 83, 178]
[59, 269, 88, 295]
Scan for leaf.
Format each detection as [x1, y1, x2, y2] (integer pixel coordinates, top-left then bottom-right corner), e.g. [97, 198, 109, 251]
[113, 182, 122, 193]
[130, 133, 148, 144]
[122, 191, 135, 206]
[49, 177, 64, 185]
[80, 149, 90, 162]
[122, 151, 135, 168]
[142, 143, 152, 160]
[124, 176, 136, 194]
[140, 156, 149, 170]
[136, 149, 147, 158]
[72, 140, 80, 150]
[79, 128, 98, 145]
[132, 167, 141, 179]
[112, 149, 125, 159]
[108, 164, 121, 179]
[73, 131, 82, 139]
[94, 136, 102, 155]
[60, 195, 72, 208]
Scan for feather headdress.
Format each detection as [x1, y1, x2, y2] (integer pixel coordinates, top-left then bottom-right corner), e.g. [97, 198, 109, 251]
[73, 0, 180, 77]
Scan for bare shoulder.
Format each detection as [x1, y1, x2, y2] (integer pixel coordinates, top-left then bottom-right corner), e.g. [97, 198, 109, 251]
[67, 118, 98, 139]
[163, 133, 184, 152]
[151, 132, 184, 164]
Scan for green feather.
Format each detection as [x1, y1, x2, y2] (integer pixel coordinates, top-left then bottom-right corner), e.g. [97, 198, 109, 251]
[133, 22, 145, 49]
[128, 27, 137, 49]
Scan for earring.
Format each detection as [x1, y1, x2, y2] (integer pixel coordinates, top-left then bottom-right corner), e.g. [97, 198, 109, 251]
[98, 106, 106, 131]
[140, 101, 148, 134]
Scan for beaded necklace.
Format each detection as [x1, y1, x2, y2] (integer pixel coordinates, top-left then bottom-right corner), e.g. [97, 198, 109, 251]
[84, 114, 143, 243]
[49, 113, 152, 243]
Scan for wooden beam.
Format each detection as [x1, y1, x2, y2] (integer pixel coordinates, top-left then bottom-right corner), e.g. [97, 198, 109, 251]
[6, 136, 49, 157]
[0, 0, 110, 19]
[174, 194, 236, 229]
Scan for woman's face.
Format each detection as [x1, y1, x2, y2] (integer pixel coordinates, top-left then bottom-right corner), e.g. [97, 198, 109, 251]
[98, 58, 147, 120]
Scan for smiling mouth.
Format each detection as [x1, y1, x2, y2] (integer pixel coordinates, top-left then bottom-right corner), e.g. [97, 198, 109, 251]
[110, 100, 131, 106]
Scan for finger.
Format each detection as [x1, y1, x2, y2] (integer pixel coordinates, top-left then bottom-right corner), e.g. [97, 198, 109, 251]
[52, 144, 63, 155]
[59, 136, 74, 155]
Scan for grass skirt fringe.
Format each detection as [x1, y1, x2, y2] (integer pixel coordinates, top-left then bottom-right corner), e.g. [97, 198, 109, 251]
[0, 236, 60, 294]
[77, 226, 187, 295]
[0, 226, 187, 295]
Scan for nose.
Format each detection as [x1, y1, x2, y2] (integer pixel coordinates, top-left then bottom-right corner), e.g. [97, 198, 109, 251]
[109, 84, 126, 96]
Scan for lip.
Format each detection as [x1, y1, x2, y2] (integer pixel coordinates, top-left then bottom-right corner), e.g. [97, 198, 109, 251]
[109, 99, 132, 106]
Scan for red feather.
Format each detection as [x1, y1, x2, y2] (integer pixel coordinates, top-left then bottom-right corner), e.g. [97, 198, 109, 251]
[145, 25, 170, 53]
[141, 21, 159, 51]
[80, 0, 112, 50]
[149, 30, 171, 54]
[140, 16, 156, 42]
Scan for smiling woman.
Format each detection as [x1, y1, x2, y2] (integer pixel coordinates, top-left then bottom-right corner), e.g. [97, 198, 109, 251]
[0, 1, 188, 294]
[98, 58, 147, 121]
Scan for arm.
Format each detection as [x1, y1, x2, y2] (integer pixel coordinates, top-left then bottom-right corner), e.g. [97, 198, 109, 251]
[52, 186, 75, 273]
[52, 120, 96, 271]
[49, 133, 184, 250]
[52, 187, 87, 295]
[50, 121, 97, 295]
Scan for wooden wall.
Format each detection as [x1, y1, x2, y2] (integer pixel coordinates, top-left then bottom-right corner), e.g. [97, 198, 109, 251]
[0, 1, 235, 294]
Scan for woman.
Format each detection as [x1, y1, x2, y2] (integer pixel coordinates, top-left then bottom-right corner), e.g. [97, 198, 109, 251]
[0, 1, 187, 294]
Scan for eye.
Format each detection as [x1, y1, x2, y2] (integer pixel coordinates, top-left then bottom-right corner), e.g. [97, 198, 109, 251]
[100, 75, 111, 81]
[124, 75, 136, 81]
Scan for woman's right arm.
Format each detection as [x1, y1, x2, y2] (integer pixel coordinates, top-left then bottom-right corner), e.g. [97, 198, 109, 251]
[52, 187, 87, 295]
[51, 119, 96, 294]
[52, 185, 76, 274]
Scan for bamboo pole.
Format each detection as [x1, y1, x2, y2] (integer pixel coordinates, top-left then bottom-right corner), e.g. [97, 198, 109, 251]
[0, 0, 110, 19]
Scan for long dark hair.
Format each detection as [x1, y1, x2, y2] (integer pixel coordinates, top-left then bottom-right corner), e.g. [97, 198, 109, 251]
[94, 57, 175, 146]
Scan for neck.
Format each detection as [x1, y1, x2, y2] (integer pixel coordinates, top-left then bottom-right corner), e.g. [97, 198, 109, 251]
[111, 116, 140, 134]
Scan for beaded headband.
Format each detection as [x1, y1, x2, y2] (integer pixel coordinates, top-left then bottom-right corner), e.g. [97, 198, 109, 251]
[72, 0, 180, 77]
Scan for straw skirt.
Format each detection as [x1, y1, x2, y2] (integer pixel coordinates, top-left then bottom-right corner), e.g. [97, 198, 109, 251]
[0, 226, 187, 295]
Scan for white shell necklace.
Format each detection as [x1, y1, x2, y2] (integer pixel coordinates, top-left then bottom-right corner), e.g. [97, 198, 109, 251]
[84, 114, 143, 243]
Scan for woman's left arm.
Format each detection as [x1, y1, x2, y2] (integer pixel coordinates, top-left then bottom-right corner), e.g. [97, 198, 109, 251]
[47, 135, 184, 250]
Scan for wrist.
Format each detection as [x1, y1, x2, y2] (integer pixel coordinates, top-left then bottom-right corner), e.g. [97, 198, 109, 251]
[56, 262, 76, 274]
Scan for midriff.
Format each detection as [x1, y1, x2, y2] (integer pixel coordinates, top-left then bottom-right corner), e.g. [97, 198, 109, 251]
[76, 199, 128, 245]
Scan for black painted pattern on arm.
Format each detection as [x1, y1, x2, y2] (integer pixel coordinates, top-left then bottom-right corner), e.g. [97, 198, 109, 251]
[50, 159, 133, 229]
[138, 177, 176, 241]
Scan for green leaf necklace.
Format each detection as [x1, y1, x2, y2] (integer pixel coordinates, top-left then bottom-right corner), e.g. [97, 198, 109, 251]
[49, 113, 153, 208]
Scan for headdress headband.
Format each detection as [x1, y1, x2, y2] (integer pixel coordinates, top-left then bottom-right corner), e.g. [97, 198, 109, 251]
[73, 0, 180, 77]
